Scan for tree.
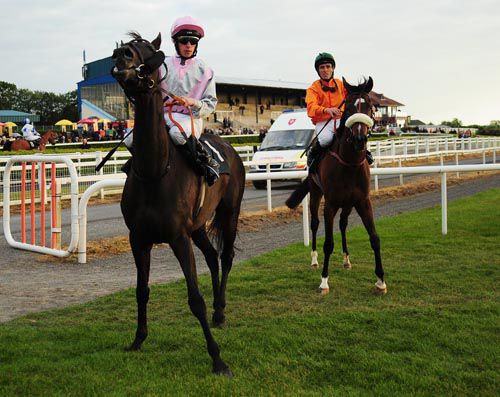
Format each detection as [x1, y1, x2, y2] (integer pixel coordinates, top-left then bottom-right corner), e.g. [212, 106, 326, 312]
[441, 118, 463, 128]
[489, 120, 500, 127]
[0, 81, 18, 109]
[0, 80, 77, 124]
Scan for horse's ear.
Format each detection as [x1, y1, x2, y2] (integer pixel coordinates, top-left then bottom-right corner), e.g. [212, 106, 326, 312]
[151, 32, 162, 50]
[365, 76, 373, 93]
[343, 77, 355, 92]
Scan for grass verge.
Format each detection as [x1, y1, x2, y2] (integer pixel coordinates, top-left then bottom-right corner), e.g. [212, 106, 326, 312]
[1, 189, 499, 396]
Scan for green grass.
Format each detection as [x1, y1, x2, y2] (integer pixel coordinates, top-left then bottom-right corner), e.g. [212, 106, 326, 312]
[1, 189, 499, 396]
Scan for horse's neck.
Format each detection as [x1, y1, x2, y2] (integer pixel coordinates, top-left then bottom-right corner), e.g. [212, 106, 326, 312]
[133, 91, 170, 178]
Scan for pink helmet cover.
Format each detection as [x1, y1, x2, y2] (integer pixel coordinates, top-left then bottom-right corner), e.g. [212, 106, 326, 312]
[171, 16, 205, 38]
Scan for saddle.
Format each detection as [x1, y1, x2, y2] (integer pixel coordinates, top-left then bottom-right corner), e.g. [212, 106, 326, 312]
[198, 138, 230, 175]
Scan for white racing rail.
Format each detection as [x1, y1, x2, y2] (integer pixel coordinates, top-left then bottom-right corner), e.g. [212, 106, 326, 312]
[2, 155, 499, 263]
[3, 155, 80, 257]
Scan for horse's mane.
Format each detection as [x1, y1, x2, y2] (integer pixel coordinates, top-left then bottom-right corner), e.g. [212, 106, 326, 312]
[127, 31, 142, 41]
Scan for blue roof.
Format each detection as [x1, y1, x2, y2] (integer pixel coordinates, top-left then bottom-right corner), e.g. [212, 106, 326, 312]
[0, 110, 40, 122]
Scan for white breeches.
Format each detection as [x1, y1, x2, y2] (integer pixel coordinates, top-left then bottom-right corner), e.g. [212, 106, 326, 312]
[315, 119, 341, 147]
[124, 112, 203, 148]
[24, 134, 40, 142]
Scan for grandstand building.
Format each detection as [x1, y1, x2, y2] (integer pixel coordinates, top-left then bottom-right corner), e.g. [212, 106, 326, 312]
[77, 56, 406, 127]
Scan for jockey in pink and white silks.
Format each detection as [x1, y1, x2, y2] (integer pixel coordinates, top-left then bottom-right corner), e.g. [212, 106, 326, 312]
[124, 16, 220, 185]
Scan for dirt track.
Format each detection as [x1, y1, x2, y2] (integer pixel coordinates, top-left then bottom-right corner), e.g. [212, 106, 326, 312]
[0, 174, 498, 323]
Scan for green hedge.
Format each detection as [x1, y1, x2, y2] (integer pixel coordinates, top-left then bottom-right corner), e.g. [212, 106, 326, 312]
[221, 134, 260, 145]
[476, 127, 500, 136]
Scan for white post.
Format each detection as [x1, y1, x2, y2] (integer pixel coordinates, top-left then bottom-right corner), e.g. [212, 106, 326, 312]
[483, 151, 486, 165]
[266, 162, 272, 212]
[374, 161, 379, 191]
[376, 141, 381, 163]
[455, 153, 459, 178]
[302, 193, 310, 246]
[441, 172, 447, 235]
[398, 158, 403, 185]
[426, 139, 430, 159]
[391, 141, 396, 157]
[493, 148, 496, 164]
[403, 140, 408, 160]
[445, 139, 449, 153]
[415, 139, 419, 156]
[96, 151, 104, 199]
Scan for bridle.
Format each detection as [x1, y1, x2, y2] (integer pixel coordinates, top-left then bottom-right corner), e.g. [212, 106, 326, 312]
[111, 38, 167, 104]
[330, 92, 374, 167]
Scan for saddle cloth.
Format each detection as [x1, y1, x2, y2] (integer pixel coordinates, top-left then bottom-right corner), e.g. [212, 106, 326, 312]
[199, 138, 230, 175]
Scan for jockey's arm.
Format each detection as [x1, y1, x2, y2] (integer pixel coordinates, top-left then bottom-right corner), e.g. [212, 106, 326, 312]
[189, 75, 218, 118]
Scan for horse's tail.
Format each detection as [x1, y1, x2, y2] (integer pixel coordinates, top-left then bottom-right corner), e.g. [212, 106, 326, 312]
[286, 178, 310, 209]
[208, 206, 225, 254]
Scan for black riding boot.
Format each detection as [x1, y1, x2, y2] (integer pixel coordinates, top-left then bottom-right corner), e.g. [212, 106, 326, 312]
[307, 140, 325, 174]
[179, 136, 220, 186]
[366, 150, 374, 165]
[121, 147, 134, 175]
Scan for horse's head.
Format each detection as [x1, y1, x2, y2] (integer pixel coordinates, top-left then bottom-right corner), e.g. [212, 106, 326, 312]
[341, 77, 375, 152]
[111, 32, 165, 95]
[45, 130, 58, 145]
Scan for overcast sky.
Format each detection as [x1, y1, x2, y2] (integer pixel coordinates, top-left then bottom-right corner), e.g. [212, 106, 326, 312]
[1, 0, 499, 125]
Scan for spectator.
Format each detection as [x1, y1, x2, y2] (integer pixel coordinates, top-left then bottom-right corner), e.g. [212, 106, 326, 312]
[80, 138, 91, 150]
[259, 104, 264, 114]
[239, 105, 245, 115]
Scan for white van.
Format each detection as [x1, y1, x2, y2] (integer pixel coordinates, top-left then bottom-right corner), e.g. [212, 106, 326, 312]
[249, 109, 314, 189]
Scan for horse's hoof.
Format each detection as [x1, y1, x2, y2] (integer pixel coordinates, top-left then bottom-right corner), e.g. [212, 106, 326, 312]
[374, 279, 387, 295]
[212, 312, 226, 328]
[126, 342, 142, 352]
[311, 263, 319, 269]
[373, 286, 387, 295]
[343, 262, 352, 270]
[319, 288, 330, 295]
[213, 362, 233, 378]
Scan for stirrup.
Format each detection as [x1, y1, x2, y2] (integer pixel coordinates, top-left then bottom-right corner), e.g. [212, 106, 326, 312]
[204, 165, 220, 186]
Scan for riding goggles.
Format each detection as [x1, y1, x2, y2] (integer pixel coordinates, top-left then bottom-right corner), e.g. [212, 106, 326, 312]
[177, 36, 200, 45]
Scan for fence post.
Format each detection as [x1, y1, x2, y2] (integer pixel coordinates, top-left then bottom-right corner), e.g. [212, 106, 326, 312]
[441, 172, 447, 235]
[266, 162, 272, 212]
[96, 151, 105, 199]
[398, 158, 403, 185]
[374, 161, 379, 191]
[455, 153, 459, 178]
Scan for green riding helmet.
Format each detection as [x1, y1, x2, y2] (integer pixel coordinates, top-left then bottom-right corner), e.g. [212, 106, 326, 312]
[314, 52, 336, 72]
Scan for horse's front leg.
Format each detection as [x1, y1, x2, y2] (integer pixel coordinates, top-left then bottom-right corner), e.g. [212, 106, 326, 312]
[355, 199, 387, 294]
[320, 204, 338, 294]
[128, 233, 153, 351]
[170, 234, 232, 377]
[339, 207, 353, 269]
[309, 186, 322, 268]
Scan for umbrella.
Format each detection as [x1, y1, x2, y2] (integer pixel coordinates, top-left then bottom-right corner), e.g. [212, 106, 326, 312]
[55, 119, 74, 126]
[4, 121, 17, 127]
[78, 118, 96, 124]
[0, 122, 5, 127]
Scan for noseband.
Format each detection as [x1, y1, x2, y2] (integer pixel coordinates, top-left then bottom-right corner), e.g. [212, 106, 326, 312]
[343, 94, 374, 144]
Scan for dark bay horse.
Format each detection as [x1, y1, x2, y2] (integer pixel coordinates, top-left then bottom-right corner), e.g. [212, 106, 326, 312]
[286, 77, 387, 295]
[111, 32, 245, 376]
[3, 130, 58, 151]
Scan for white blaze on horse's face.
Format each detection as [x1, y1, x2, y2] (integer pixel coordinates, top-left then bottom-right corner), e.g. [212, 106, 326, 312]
[354, 98, 366, 108]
